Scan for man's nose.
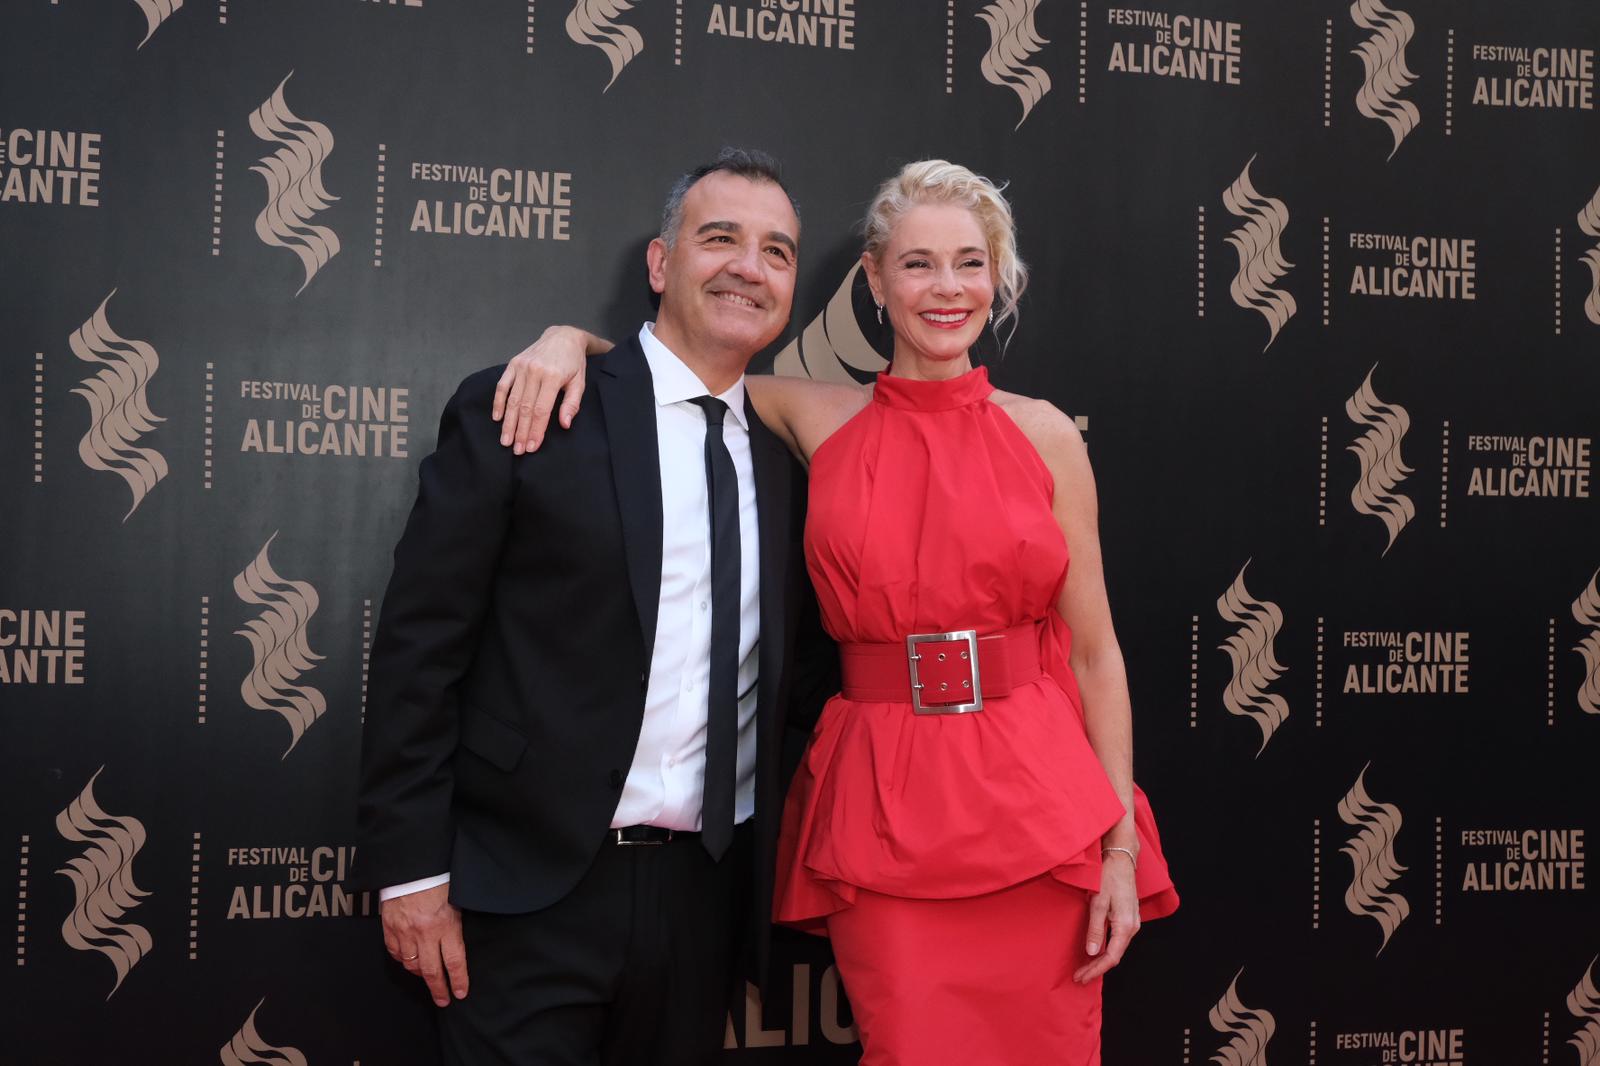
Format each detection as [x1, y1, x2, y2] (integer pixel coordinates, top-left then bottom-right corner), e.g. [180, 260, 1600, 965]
[725, 241, 764, 280]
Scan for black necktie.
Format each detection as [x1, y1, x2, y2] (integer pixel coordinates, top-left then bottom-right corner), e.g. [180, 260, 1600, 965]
[689, 396, 739, 861]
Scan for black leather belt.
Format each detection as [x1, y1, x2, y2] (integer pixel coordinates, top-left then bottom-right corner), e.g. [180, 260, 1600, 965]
[609, 825, 699, 846]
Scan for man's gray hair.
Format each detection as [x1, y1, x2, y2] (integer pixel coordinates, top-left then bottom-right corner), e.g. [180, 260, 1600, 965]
[659, 147, 801, 248]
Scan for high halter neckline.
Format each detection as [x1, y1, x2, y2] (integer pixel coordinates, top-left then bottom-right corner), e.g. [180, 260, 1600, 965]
[873, 365, 993, 412]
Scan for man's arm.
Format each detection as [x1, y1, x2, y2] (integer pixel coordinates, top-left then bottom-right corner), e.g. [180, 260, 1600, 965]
[358, 370, 515, 1006]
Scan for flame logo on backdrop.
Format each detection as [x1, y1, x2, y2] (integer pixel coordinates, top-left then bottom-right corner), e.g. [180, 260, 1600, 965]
[69, 289, 169, 521]
[977, 0, 1052, 130]
[772, 263, 886, 385]
[1338, 762, 1409, 955]
[566, 0, 645, 92]
[1216, 562, 1289, 756]
[1578, 183, 1600, 327]
[1569, 957, 1600, 1066]
[1350, 0, 1420, 160]
[132, 0, 181, 49]
[1222, 155, 1296, 352]
[1345, 363, 1415, 556]
[234, 532, 327, 757]
[1572, 569, 1600, 717]
[250, 72, 340, 296]
[220, 998, 308, 1066]
[1209, 968, 1276, 1066]
[55, 767, 152, 999]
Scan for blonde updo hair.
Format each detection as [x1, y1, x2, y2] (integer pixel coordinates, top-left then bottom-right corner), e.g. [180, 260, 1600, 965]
[861, 159, 1029, 346]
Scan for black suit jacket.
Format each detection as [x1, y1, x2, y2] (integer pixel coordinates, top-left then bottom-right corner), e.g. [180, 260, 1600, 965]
[356, 337, 834, 981]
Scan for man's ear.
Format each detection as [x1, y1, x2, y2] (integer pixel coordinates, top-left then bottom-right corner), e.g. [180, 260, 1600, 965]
[647, 237, 669, 295]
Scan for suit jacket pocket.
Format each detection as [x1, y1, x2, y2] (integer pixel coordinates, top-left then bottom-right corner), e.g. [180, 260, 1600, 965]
[458, 704, 528, 773]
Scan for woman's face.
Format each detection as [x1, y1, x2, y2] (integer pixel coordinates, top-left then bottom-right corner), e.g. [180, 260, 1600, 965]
[864, 203, 995, 370]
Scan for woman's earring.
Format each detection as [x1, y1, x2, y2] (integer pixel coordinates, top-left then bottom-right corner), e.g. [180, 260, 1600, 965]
[988, 307, 995, 326]
[876, 302, 884, 325]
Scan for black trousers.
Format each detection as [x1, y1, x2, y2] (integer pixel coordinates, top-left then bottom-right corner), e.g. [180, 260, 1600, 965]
[439, 823, 752, 1066]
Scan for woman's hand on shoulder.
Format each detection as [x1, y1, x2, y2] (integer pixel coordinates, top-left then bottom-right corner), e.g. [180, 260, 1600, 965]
[493, 326, 612, 454]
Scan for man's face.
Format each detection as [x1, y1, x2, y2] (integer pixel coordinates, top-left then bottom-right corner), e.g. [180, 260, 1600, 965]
[648, 171, 799, 360]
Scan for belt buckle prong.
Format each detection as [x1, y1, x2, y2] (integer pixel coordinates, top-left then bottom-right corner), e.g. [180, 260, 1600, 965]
[905, 629, 983, 715]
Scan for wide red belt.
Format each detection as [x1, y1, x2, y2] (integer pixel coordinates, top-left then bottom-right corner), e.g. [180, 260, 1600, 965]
[838, 620, 1043, 714]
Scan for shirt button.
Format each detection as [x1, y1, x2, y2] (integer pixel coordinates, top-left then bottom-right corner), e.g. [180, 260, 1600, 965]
[699, 601, 708, 612]
[666, 756, 677, 768]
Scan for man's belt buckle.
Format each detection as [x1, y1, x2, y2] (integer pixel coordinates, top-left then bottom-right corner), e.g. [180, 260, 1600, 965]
[612, 826, 672, 846]
[906, 629, 983, 715]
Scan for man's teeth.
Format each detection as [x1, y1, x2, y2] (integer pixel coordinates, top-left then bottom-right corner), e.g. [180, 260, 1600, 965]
[922, 311, 968, 323]
[716, 292, 758, 308]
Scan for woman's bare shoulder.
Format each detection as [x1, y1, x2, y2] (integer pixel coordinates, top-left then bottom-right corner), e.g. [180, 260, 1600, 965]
[990, 388, 1084, 464]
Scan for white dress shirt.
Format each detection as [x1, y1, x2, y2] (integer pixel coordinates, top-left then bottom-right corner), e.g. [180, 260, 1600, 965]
[382, 323, 761, 901]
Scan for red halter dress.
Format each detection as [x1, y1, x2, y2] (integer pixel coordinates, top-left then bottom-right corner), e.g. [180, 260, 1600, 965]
[774, 366, 1178, 1065]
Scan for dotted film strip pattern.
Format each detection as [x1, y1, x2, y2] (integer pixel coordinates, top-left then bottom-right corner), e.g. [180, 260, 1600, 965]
[1319, 415, 1329, 526]
[1078, 2, 1088, 103]
[189, 833, 201, 960]
[1546, 617, 1557, 725]
[1315, 616, 1325, 726]
[362, 599, 373, 725]
[15, 835, 27, 967]
[212, 130, 224, 255]
[1188, 615, 1199, 727]
[1445, 30, 1456, 135]
[203, 361, 214, 490]
[1322, 216, 1331, 325]
[33, 353, 44, 484]
[1323, 20, 1333, 127]
[1434, 815, 1444, 925]
[374, 144, 387, 268]
[945, 0, 954, 94]
[1311, 817, 1322, 929]
[198, 595, 210, 724]
[1439, 420, 1450, 528]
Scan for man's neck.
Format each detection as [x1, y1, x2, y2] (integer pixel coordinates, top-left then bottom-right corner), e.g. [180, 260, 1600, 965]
[649, 322, 751, 396]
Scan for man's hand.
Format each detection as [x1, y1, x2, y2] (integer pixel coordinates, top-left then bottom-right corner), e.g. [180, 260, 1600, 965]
[492, 325, 594, 455]
[381, 883, 468, 1007]
[1072, 854, 1141, 984]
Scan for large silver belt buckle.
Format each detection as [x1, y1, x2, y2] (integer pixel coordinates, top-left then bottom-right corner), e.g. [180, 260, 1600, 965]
[906, 629, 983, 715]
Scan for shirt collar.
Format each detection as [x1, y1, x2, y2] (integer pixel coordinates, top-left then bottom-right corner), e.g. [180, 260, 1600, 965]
[637, 323, 750, 431]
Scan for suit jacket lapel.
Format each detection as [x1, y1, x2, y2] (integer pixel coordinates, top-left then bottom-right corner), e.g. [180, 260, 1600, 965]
[594, 340, 664, 656]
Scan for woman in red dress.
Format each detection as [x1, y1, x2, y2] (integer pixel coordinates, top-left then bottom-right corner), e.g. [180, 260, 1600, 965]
[753, 161, 1178, 1065]
[499, 160, 1178, 1064]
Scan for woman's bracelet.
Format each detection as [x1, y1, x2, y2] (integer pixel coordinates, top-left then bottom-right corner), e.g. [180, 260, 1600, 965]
[1101, 846, 1138, 871]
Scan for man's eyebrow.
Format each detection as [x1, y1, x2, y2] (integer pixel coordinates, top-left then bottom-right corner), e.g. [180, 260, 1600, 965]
[696, 220, 797, 257]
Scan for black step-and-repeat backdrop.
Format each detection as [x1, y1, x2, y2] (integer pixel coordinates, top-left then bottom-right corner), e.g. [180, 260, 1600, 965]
[3, 1, 1598, 1062]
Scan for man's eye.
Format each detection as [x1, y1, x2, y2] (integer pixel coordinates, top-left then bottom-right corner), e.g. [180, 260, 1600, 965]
[766, 247, 791, 261]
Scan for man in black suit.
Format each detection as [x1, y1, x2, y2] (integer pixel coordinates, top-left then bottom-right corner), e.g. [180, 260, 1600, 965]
[356, 149, 832, 1065]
